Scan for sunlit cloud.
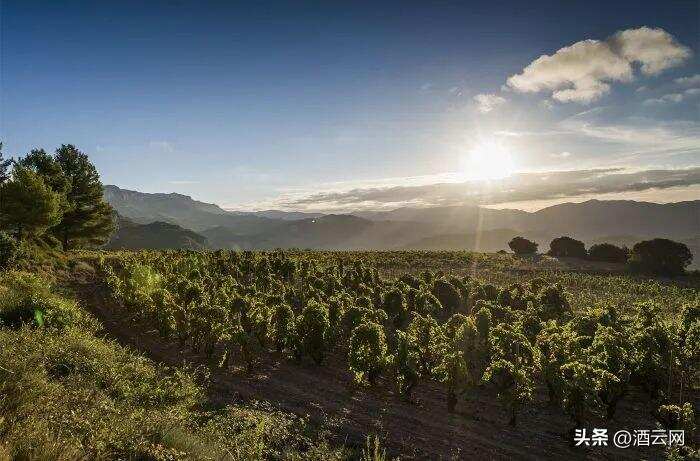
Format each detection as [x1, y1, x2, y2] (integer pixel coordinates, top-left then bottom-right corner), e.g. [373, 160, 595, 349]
[473, 93, 506, 113]
[507, 27, 691, 103]
[256, 167, 700, 212]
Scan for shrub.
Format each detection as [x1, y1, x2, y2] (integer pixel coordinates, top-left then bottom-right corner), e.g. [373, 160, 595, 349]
[413, 290, 441, 315]
[508, 236, 538, 255]
[587, 326, 633, 420]
[432, 279, 462, 313]
[483, 323, 537, 426]
[271, 303, 295, 352]
[0, 232, 20, 270]
[391, 330, 419, 401]
[298, 301, 330, 364]
[559, 361, 617, 428]
[537, 284, 571, 321]
[348, 321, 388, 384]
[406, 313, 446, 377]
[548, 236, 587, 259]
[0, 272, 97, 331]
[588, 243, 628, 263]
[629, 238, 693, 276]
[382, 287, 407, 326]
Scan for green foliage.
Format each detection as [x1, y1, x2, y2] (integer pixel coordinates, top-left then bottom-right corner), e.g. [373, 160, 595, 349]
[548, 236, 587, 259]
[559, 361, 617, 427]
[406, 313, 445, 377]
[629, 238, 693, 276]
[631, 303, 676, 399]
[0, 271, 97, 331]
[432, 278, 462, 313]
[587, 325, 633, 420]
[272, 302, 296, 352]
[391, 330, 419, 401]
[413, 289, 442, 315]
[537, 284, 571, 321]
[508, 236, 538, 255]
[0, 231, 20, 270]
[483, 323, 537, 426]
[298, 301, 331, 364]
[0, 166, 61, 239]
[0, 280, 346, 459]
[52, 144, 115, 249]
[349, 321, 388, 385]
[588, 243, 629, 263]
[383, 287, 408, 326]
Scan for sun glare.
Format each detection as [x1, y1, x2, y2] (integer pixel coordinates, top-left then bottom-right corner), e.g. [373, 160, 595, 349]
[461, 139, 515, 181]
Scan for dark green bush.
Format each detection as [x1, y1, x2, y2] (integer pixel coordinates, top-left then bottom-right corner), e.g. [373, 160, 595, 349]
[629, 238, 692, 276]
[0, 231, 20, 270]
[508, 236, 538, 255]
[588, 243, 628, 263]
[548, 236, 587, 259]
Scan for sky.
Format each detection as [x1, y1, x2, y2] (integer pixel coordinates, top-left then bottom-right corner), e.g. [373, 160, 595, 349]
[1, 0, 698, 212]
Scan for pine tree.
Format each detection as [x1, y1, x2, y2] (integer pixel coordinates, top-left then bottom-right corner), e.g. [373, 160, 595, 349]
[52, 144, 114, 249]
[0, 166, 61, 239]
[0, 142, 12, 185]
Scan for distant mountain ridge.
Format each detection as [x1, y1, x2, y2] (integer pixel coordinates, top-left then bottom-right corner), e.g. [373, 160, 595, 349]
[102, 186, 699, 265]
[106, 215, 207, 250]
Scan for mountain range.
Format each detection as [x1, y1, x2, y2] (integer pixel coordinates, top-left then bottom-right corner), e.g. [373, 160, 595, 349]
[103, 185, 699, 265]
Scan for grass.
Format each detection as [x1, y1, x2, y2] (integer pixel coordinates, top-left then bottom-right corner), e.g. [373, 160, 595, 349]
[0, 271, 351, 460]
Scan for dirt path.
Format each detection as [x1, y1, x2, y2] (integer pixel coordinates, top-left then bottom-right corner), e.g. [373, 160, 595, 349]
[67, 273, 672, 460]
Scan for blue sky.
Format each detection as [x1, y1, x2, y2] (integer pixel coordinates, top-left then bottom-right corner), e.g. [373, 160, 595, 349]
[1, 0, 698, 211]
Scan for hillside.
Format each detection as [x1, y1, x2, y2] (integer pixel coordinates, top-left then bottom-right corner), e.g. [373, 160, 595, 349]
[106, 216, 208, 250]
[103, 187, 700, 261]
[103, 185, 282, 233]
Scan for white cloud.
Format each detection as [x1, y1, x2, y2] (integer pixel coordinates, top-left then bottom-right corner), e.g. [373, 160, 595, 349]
[551, 151, 572, 158]
[608, 27, 691, 75]
[507, 27, 691, 103]
[473, 93, 506, 113]
[674, 74, 700, 87]
[642, 87, 700, 105]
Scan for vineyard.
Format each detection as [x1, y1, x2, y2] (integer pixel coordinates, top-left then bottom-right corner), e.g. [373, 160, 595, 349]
[90, 249, 699, 459]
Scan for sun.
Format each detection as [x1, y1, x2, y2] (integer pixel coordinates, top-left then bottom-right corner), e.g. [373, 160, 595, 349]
[460, 139, 515, 181]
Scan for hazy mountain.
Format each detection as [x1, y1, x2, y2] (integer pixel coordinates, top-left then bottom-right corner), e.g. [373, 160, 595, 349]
[103, 185, 282, 233]
[228, 209, 326, 220]
[103, 186, 699, 263]
[360, 200, 700, 241]
[522, 200, 700, 240]
[106, 216, 208, 250]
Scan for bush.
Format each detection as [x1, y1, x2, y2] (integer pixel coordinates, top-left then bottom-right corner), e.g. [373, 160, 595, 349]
[508, 236, 538, 255]
[391, 330, 419, 401]
[588, 243, 628, 263]
[432, 279, 462, 313]
[548, 236, 586, 259]
[298, 301, 330, 364]
[382, 288, 407, 326]
[0, 232, 20, 270]
[0, 272, 97, 331]
[348, 321, 388, 384]
[629, 238, 693, 276]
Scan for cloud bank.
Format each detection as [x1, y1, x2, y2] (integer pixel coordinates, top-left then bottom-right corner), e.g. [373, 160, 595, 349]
[506, 27, 691, 103]
[276, 167, 700, 212]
